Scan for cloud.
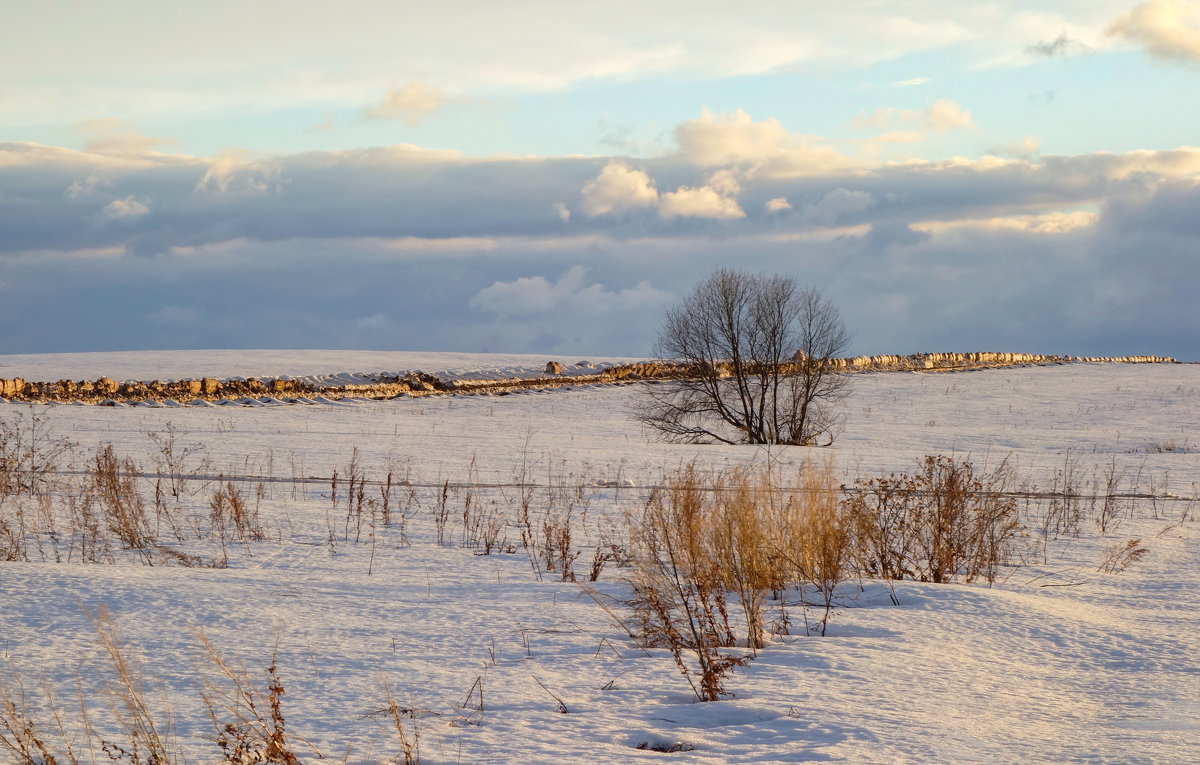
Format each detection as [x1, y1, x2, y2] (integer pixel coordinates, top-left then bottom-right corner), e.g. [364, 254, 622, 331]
[990, 135, 1040, 160]
[195, 150, 279, 194]
[470, 266, 588, 315]
[675, 108, 791, 167]
[103, 196, 150, 220]
[911, 210, 1097, 235]
[310, 113, 337, 133]
[581, 160, 745, 220]
[1025, 32, 1088, 58]
[65, 174, 112, 198]
[469, 265, 670, 316]
[854, 98, 976, 133]
[892, 77, 932, 87]
[1107, 0, 1200, 63]
[1028, 89, 1057, 106]
[2, 3, 1116, 134]
[658, 185, 745, 220]
[673, 108, 852, 177]
[3, 152, 1200, 359]
[363, 81, 447, 125]
[77, 118, 175, 155]
[926, 98, 976, 131]
[764, 197, 792, 213]
[580, 161, 659, 216]
[6, 135, 1200, 274]
[802, 189, 874, 225]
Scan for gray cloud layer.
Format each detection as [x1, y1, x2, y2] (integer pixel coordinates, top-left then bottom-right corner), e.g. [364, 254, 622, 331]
[2, 140, 1198, 359]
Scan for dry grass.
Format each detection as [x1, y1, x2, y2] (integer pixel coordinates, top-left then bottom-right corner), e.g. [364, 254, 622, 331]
[629, 461, 849, 698]
[92, 445, 155, 558]
[632, 465, 745, 701]
[91, 606, 178, 765]
[0, 666, 89, 765]
[382, 685, 421, 765]
[209, 480, 266, 546]
[1097, 538, 1149, 573]
[0, 606, 180, 765]
[198, 632, 308, 765]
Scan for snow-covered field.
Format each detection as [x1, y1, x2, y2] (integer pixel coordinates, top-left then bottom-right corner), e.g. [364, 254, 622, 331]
[0, 350, 636, 387]
[1, 352, 1198, 763]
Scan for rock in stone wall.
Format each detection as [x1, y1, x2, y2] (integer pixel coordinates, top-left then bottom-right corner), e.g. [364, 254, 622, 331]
[0, 378, 26, 397]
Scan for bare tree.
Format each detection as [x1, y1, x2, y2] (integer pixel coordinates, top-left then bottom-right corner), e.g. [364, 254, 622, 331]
[638, 269, 852, 445]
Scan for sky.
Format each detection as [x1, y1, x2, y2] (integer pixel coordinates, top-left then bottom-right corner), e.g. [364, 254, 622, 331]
[2, 0, 1199, 359]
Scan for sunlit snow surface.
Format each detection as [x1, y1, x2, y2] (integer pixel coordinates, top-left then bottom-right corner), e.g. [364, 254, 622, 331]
[1, 352, 1198, 763]
[0, 349, 636, 385]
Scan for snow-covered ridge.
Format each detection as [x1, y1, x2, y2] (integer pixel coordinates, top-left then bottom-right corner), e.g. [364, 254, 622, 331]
[0, 350, 638, 384]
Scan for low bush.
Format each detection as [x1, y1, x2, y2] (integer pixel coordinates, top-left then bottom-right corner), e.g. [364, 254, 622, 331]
[843, 455, 1021, 585]
[629, 461, 851, 700]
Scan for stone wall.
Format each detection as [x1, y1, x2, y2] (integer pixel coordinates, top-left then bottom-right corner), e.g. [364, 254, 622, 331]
[0, 352, 1180, 405]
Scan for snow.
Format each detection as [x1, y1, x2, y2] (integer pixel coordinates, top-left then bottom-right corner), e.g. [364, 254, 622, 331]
[0, 353, 1197, 763]
[0, 349, 636, 385]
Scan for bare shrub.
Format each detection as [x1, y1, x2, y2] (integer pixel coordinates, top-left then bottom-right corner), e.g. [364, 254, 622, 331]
[0, 515, 25, 562]
[462, 493, 508, 555]
[1045, 451, 1088, 540]
[541, 507, 580, 581]
[1028, 451, 1093, 562]
[539, 483, 589, 581]
[0, 409, 74, 498]
[844, 455, 1021, 585]
[146, 422, 209, 503]
[92, 445, 155, 555]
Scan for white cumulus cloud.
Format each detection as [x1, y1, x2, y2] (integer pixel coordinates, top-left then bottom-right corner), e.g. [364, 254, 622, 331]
[581, 160, 745, 220]
[659, 185, 746, 220]
[1107, 0, 1200, 63]
[674, 108, 854, 177]
[580, 161, 659, 216]
[927, 98, 976, 131]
